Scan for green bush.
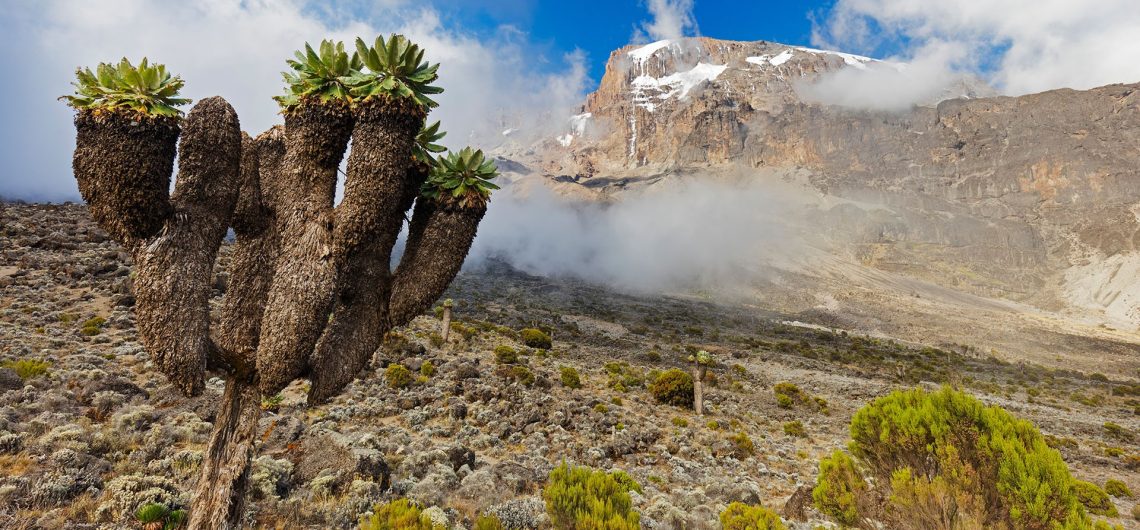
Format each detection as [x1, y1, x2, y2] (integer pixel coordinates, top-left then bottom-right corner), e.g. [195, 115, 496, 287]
[813, 386, 1096, 529]
[510, 365, 535, 387]
[729, 431, 754, 459]
[649, 368, 693, 408]
[1132, 503, 1140, 521]
[494, 345, 519, 364]
[782, 421, 807, 438]
[543, 462, 641, 530]
[419, 360, 436, 377]
[1105, 479, 1133, 498]
[1076, 480, 1118, 517]
[719, 502, 787, 530]
[813, 450, 865, 527]
[2, 359, 51, 380]
[560, 366, 582, 389]
[384, 364, 413, 389]
[520, 328, 552, 349]
[360, 498, 440, 529]
[473, 514, 504, 530]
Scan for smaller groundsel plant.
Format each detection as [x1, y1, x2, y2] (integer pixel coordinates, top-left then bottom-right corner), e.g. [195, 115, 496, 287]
[421, 147, 501, 208]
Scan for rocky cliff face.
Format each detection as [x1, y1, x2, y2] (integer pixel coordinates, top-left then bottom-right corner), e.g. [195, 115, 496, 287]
[504, 37, 1140, 327]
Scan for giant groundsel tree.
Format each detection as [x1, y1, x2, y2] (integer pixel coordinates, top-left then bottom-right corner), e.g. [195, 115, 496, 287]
[62, 36, 497, 529]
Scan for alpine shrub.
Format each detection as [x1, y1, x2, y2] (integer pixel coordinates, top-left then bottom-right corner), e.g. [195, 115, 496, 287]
[719, 502, 787, 530]
[543, 462, 641, 529]
[520, 328, 552, 349]
[649, 368, 693, 408]
[814, 386, 1096, 529]
[359, 498, 440, 529]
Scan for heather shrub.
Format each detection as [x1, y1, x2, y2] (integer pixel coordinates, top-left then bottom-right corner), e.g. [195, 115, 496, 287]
[560, 366, 582, 389]
[719, 502, 787, 530]
[384, 364, 413, 389]
[1075, 480, 1118, 517]
[1105, 479, 1133, 498]
[2, 359, 51, 380]
[494, 345, 519, 364]
[649, 369, 693, 408]
[360, 498, 440, 529]
[783, 421, 807, 438]
[543, 462, 641, 529]
[813, 386, 1095, 529]
[728, 431, 754, 459]
[520, 328, 552, 349]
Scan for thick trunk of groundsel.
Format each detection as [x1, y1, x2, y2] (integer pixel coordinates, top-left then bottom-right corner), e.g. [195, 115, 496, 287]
[693, 365, 707, 415]
[129, 97, 244, 396]
[256, 103, 352, 394]
[215, 129, 284, 372]
[187, 378, 262, 530]
[389, 200, 486, 328]
[72, 109, 178, 244]
[307, 102, 423, 404]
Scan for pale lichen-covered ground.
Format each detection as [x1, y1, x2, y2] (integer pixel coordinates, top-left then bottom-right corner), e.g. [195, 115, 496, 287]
[1, 203, 1137, 529]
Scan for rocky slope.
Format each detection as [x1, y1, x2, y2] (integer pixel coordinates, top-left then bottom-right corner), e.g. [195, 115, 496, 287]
[2, 204, 1139, 529]
[502, 37, 1140, 328]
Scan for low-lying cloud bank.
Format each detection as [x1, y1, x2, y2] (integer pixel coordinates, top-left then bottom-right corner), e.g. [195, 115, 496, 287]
[468, 178, 797, 293]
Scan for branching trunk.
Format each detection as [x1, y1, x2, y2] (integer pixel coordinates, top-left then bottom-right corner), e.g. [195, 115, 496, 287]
[255, 104, 353, 394]
[307, 102, 422, 404]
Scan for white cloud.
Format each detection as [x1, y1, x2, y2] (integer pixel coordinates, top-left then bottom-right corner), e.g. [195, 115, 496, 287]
[469, 178, 797, 292]
[813, 0, 1140, 97]
[795, 40, 976, 112]
[0, 0, 588, 201]
[636, 0, 698, 42]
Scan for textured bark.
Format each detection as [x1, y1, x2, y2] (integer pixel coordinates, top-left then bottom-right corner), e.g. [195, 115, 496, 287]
[389, 200, 486, 328]
[215, 129, 283, 373]
[307, 102, 423, 404]
[256, 103, 352, 394]
[440, 306, 452, 341]
[72, 110, 178, 244]
[131, 97, 243, 396]
[188, 378, 261, 530]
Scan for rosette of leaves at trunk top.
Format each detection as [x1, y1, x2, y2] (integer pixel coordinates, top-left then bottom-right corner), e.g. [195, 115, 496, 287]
[421, 147, 500, 209]
[274, 40, 361, 111]
[60, 58, 190, 119]
[345, 34, 443, 110]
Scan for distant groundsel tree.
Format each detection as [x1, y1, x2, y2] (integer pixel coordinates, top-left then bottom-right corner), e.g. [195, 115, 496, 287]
[62, 36, 499, 529]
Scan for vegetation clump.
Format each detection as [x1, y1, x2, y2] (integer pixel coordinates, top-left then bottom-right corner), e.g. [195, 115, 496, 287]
[812, 386, 1097, 529]
[728, 431, 755, 458]
[649, 369, 694, 408]
[559, 366, 582, 389]
[782, 421, 807, 438]
[543, 462, 641, 529]
[494, 345, 519, 364]
[1, 359, 51, 380]
[719, 502, 787, 530]
[359, 498, 441, 529]
[1075, 480, 1119, 517]
[384, 364, 414, 389]
[1105, 479, 1133, 499]
[520, 328, 552, 349]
